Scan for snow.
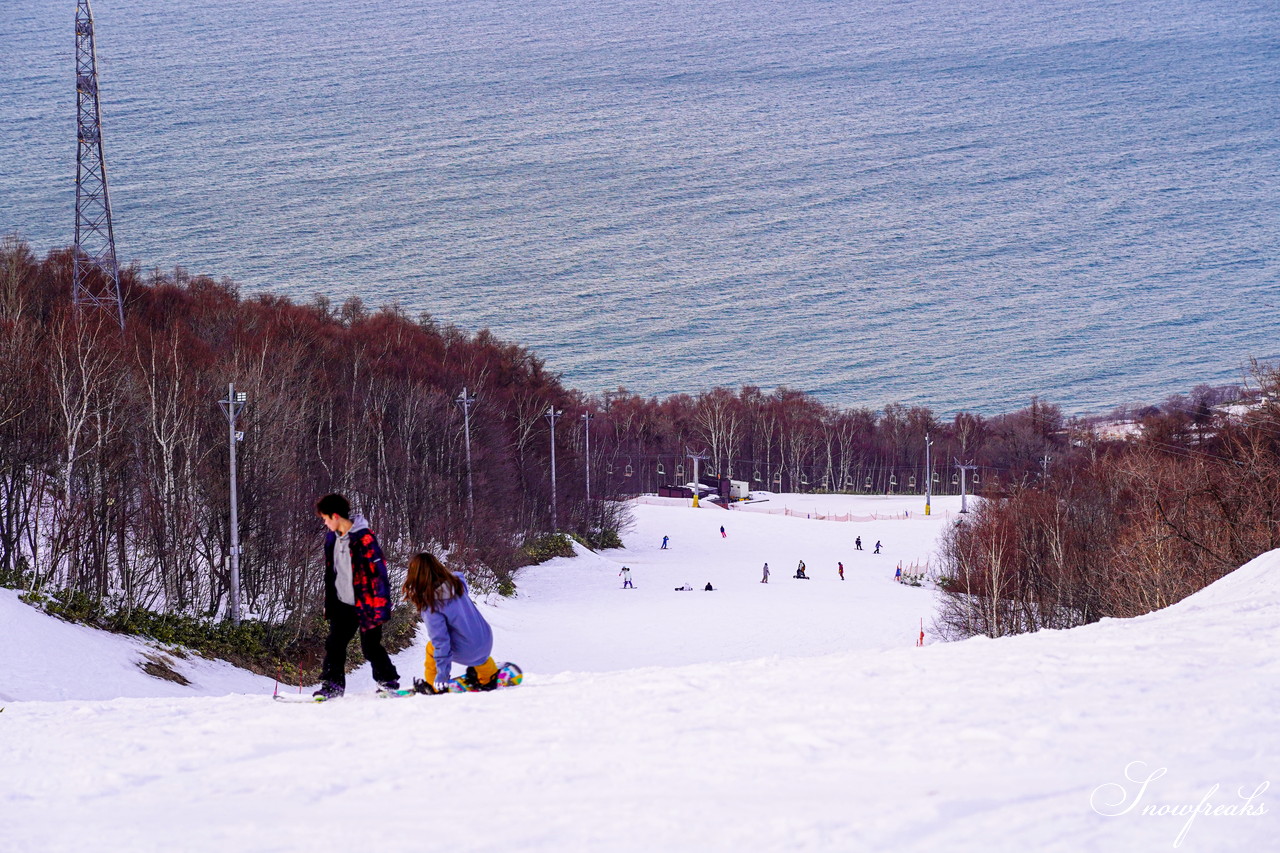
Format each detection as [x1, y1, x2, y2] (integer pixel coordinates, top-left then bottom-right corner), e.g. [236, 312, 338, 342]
[1, 494, 1275, 852]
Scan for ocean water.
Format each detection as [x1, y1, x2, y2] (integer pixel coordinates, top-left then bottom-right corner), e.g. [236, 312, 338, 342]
[2, 0, 1278, 415]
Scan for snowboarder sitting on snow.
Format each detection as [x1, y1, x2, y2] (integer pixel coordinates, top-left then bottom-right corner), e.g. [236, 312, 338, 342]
[402, 552, 500, 694]
[314, 493, 400, 699]
[675, 584, 693, 591]
[704, 582, 714, 591]
[794, 560, 809, 579]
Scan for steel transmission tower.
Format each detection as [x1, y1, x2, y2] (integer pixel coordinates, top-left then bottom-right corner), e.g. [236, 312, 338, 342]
[73, 0, 125, 327]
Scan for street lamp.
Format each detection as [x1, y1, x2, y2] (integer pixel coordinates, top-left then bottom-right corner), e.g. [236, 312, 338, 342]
[217, 383, 247, 625]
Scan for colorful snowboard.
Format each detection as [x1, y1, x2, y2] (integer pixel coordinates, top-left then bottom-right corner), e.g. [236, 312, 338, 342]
[376, 662, 524, 698]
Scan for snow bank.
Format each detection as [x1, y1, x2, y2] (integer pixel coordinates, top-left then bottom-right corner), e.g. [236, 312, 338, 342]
[1, 495, 1275, 852]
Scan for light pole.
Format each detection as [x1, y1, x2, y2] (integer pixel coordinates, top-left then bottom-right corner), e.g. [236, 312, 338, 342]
[218, 383, 247, 625]
[582, 412, 594, 523]
[456, 387, 476, 528]
[546, 407, 562, 531]
[924, 433, 933, 516]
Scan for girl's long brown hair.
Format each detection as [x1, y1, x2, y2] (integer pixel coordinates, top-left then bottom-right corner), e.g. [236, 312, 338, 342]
[402, 552, 464, 613]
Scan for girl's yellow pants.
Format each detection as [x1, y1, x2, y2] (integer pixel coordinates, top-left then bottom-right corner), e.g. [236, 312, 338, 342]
[424, 643, 498, 686]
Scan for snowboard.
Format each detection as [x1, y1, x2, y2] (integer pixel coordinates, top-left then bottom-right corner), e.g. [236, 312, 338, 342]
[377, 662, 524, 698]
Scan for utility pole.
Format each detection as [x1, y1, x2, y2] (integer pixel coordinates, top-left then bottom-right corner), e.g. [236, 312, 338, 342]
[218, 383, 247, 624]
[73, 0, 125, 328]
[924, 433, 933, 516]
[456, 387, 476, 528]
[955, 459, 978, 514]
[546, 407, 562, 531]
[1040, 455, 1053, 481]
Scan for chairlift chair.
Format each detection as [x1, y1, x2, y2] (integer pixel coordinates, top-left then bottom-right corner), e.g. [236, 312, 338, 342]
[656, 462, 666, 476]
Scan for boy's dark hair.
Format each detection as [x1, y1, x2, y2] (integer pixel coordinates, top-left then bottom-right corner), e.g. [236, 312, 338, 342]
[315, 493, 351, 519]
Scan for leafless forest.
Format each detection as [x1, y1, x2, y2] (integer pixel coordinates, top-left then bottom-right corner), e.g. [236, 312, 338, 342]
[1, 236, 1272, 638]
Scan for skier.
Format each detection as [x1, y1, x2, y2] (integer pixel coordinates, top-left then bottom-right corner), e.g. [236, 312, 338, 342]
[855, 536, 863, 551]
[619, 566, 634, 589]
[838, 561, 844, 581]
[402, 552, 500, 694]
[895, 566, 902, 583]
[720, 525, 727, 539]
[661, 535, 670, 550]
[794, 560, 809, 579]
[314, 493, 400, 699]
[874, 540, 882, 554]
[761, 562, 770, 583]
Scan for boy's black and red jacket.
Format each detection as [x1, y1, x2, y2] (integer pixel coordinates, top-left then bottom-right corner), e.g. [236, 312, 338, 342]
[323, 519, 393, 632]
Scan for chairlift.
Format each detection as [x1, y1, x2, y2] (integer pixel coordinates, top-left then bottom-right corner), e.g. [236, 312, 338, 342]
[908, 475, 917, 490]
[889, 474, 898, 487]
[753, 470, 762, 483]
[972, 472, 980, 484]
[656, 462, 666, 476]
[773, 472, 783, 486]
[800, 473, 810, 486]
[676, 464, 685, 478]
[606, 462, 614, 476]
[951, 473, 959, 485]
[821, 474, 830, 490]
[932, 471, 940, 484]
[843, 475, 854, 489]
[624, 464, 634, 478]
[864, 476, 872, 491]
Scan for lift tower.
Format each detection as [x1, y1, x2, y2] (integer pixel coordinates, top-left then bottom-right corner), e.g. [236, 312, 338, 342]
[73, 0, 125, 327]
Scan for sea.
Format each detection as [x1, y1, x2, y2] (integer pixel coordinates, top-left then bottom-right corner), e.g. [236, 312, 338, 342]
[2, 0, 1278, 416]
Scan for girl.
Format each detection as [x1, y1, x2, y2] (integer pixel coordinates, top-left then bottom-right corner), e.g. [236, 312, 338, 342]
[402, 552, 499, 693]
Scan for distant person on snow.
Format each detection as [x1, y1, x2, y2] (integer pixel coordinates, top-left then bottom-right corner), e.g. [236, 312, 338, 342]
[895, 566, 902, 582]
[619, 566, 634, 589]
[874, 540, 882, 554]
[838, 561, 844, 581]
[761, 562, 770, 583]
[794, 560, 809, 579]
[704, 582, 714, 591]
[675, 584, 693, 591]
[661, 535, 670, 550]
[314, 493, 400, 699]
[403, 552, 500, 694]
[855, 536, 863, 551]
[720, 525, 727, 539]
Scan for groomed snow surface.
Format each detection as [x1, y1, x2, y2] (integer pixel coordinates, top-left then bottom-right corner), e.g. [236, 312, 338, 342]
[1, 494, 1275, 852]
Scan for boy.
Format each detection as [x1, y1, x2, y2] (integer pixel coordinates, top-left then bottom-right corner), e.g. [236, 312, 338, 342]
[314, 493, 400, 698]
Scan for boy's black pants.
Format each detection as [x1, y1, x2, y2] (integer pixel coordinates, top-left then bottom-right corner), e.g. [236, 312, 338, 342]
[319, 602, 400, 687]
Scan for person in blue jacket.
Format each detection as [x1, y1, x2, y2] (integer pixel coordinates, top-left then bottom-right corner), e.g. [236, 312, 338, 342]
[401, 552, 499, 693]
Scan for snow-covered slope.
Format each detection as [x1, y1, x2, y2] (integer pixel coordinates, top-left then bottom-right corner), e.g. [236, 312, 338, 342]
[1, 495, 1275, 852]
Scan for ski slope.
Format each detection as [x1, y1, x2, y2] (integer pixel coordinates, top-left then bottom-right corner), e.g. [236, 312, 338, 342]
[0, 494, 1275, 852]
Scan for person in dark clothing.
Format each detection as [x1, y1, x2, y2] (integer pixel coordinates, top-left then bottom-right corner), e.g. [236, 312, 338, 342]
[874, 540, 882, 554]
[855, 537, 863, 551]
[794, 560, 809, 579]
[314, 493, 400, 699]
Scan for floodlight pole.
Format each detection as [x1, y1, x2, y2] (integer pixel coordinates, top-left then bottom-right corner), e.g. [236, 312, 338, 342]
[456, 387, 476, 527]
[546, 407, 562, 531]
[582, 411, 594, 509]
[218, 383, 247, 624]
[924, 433, 933, 516]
